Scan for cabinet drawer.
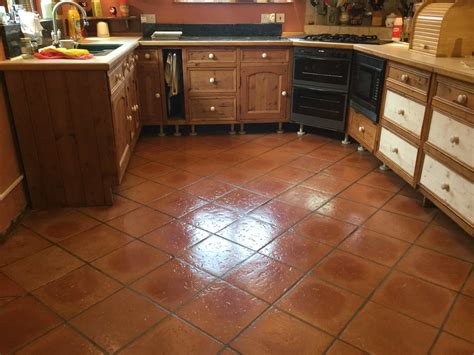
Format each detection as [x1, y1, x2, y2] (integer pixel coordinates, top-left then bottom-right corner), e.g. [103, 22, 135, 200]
[379, 127, 418, 177]
[187, 48, 237, 65]
[189, 97, 236, 121]
[420, 154, 473, 225]
[241, 48, 290, 63]
[347, 107, 377, 152]
[387, 62, 430, 96]
[427, 110, 474, 169]
[108, 62, 125, 93]
[188, 68, 237, 94]
[136, 50, 159, 63]
[383, 89, 426, 137]
[433, 77, 474, 115]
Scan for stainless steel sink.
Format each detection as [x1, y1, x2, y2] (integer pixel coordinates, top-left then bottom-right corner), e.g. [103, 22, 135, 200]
[76, 43, 122, 56]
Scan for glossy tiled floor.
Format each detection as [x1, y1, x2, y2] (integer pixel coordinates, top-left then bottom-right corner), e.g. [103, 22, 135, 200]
[1, 131, 473, 354]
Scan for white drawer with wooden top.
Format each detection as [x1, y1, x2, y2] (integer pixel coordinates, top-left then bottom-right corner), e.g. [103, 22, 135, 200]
[432, 76, 474, 119]
[420, 154, 473, 226]
[427, 109, 474, 169]
[378, 127, 419, 178]
[383, 89, 426, 137]
[387, 62, 431, 98]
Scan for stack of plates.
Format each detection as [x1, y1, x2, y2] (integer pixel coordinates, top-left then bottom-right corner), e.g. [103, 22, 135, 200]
[151, 31, 183, 40]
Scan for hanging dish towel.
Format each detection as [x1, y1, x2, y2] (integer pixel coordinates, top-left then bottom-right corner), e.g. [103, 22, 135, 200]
[164, 52, 179, 115]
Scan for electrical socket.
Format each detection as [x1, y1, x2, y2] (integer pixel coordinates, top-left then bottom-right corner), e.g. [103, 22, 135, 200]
[261, 13, 276, 24]
[140, 14, 156, 23]
[276, 13, 285, 23]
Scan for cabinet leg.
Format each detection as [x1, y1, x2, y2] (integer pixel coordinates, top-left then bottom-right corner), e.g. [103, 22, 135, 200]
[229, 124, 236, 135]
[173, 125, 181, 137]
[422, 196, 435, 208]
[341, 134, 351, 145]
[297, 124, 305, 137]
[276, 122, 284, 134]
[239, 123, 246, 135]
[357, 145, 365, 152]
[379, 163, 390, 171]
[158, 125, 165, 137]
[190, 125, 197, 136]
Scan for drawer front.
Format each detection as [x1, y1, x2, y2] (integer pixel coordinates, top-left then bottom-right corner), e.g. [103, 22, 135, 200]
[434, 78, 474, 113]
[379, 127, 418, 177]
[136, 50, 159, 63]
[188, 69, 237, 94]
[108, 62, 125, 93]
[428, 110, 474, 169]
[241, 48, 290, 63]
[189, 97, 236, 121]
[387, 62, 430, 95]
[187, 48, 237, 65]
[348, 107, 377, 151]
[421, 154, 473, 224]
[383, 89, 426, 137]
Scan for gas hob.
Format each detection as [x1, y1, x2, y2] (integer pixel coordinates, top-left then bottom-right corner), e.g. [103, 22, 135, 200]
[302, 33, 391, 45]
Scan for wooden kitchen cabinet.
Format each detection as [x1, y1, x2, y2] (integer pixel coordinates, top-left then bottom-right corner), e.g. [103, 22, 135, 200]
[347, 107, 378, 153]
[137, 61, 164, 124]
[111, 82, 130, 182]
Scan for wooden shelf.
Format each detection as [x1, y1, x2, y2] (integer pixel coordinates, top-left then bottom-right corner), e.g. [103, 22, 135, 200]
[87, 16, 138, 21]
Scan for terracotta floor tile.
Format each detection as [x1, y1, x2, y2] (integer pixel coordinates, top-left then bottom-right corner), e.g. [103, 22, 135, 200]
[120, 316, 223, 355]
[140, 220, 210, 256]
[357, 171, 405, 192]
[309, 144, 355, 162]
[226, 143, 272, 157]
[132, 259, 214, 311]
[317, 197, 377, 225]
[326, 340, 366, 355]
[288, 156, 332, 172]
[338, 151, 380, 170]
[181, 235, 254, 276]
[431, 210, 466, 233]
[106, 206, 172, 237]
[279, 140, 325, 155]
[444, 295, 474, 343]
[181, 158, 230, 177]
[266, 165, 314, 184]
[277, 276, 364, 335]
[260, 232, 332, 271]
[312, 250, 388, 296]
[301, 173, 353, 195]
[70, 288, 167, 353]
[33, 265, 121, 319]
[339, 183, 396, 208]
[244, 175, 294, 198]
[177, 280, 267, 343]
[60, 224, 133, 262]
[112, 172, 146, 193]
[372, 271, 455, 327]
[382, 194, 437, 222]
[237, 157, 282, 175]
[0, 272, 25, 297]
[224, 253, 303, 302]
[276, 186, 332, 211]
[250, 200, 309, 229]
[322, 163, 370, 183]
[213, 151, 253, 165]
[397, 184, 424, 201]
[341, 302, 437, 355]
[118, 181, 172, 204]
[127, 154, 150, 169]
[212, 166, 264, 186]
[183, 178, 235, 201]
[181, 204, 240, 233]
[78, 195, 140, 222]
[363, 210, 427, 242]
[16, 325, 101, 355]
[431, 332, 474, 355]
[152, 170, 202, 189]
[92, 240, 170, 284]
[148, 190, 207, 218]
[128, 161, 176, 180]
[217, 216, 285, 251]
[416, 224, 474, 262]
[252, 135, 290, 147]
[397, 246, 471, 290]
[214, 188, 269, 213]
[462, 272, 474, 297]
[0, 296, 61, 354]
[22, 209, 99, 242]
[0, 226, 50, 267]
[339, 228, 410, 267]
[2, 246, 83, 291]
[231, 308, 333, 354]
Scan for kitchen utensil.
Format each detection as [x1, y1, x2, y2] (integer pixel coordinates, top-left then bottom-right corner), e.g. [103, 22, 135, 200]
[96, 21, 110, 38]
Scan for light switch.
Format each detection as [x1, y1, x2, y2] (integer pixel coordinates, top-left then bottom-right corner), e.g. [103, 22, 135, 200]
[276, 13, 285, 23]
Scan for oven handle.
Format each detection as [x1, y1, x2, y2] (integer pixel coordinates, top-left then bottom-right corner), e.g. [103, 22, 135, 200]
[295, 55, 352, 62]
[354, 62, 383, 72]
[301, 71, 344, 79]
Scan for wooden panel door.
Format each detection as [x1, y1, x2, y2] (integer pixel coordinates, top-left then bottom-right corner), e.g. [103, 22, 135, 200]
[137, 62, 163, 124]
[111, 83, 130, 183]
[240, 64, 289, 121]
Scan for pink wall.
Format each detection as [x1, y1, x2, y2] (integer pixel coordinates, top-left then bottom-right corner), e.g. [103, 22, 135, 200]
[102, 0, 306, 32]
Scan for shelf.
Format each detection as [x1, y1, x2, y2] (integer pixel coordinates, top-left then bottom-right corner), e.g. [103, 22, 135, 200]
[87, 16, 138, 21]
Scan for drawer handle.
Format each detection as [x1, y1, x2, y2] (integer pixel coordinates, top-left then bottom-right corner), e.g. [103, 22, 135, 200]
[126, 115, 132, 121]
[155, 93, 161, 99]
[262, 52, 268, 59]
[209, 77, 216, 84]
[210, 106, 216, 112]
[390, 147, 398, 154]
[397, 109, 405, 116]
[455, 94, 467, 105]
[132, 105, 137, 112]
[358, 126, 365, 133]
[441, 183, 450, 192]
[208, 53, 215, 59]
[281, 91, 287, 97]
[144, 53, 151, 60]
[449, 136, 460, 144]
[400, 74, 409, 82]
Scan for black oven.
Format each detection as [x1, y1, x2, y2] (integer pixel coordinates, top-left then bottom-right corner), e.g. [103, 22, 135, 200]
[350, 52, 386, 122]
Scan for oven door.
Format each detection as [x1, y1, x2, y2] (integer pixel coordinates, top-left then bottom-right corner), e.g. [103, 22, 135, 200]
[293, 55, 352, 91]
[291, 86, 348, 132]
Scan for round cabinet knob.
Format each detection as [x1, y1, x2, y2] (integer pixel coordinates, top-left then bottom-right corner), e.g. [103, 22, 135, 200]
[441, 183, 450, 192]
[134, 54, 138, 60]
[144, 53, 151, 60]
[398, 109, 405, 116]
[390, 147, 399, 154]
[456, 94, 468, 105]
[450, 136, 460, 144]
[127, 115, 132, 121]
[208, 53, 215, 59]
[400, 74, 409, 82]
[261, 52, 268, 58]
[423, 44, 429, 50]
[210, 106, 216, 112]
[155, 93, 161, 99]
[209, 77, 216, 84]
[125, 62, 130, 68]
[131, 106, 137, 112]
[281, 91, 287, 97]
[358, 126, 365, 133]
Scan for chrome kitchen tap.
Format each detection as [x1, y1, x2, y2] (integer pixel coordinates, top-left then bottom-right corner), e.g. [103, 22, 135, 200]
[51, 0, 89, 46]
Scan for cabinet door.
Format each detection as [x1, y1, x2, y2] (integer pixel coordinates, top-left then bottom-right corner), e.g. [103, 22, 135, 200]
[111, 83, 130, 183]
[125, 69, 140, 146]
[137, 62, 163, 124]
[240, 64, 289, 121]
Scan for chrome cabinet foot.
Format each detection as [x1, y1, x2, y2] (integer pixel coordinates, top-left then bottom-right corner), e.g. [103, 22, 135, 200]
[357, 145, 365, 152]
[173, 125, 181, 137]
[276, 122, 284, 134]
[229, 124, 236, 135]
[341, 134, 351, 145]
[379, 163, 390, 171]
[158, 125, 165, 137]
[297, 124, 305, 136]
[239, 123, 246, 135]
[190, 125, 197, 136]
